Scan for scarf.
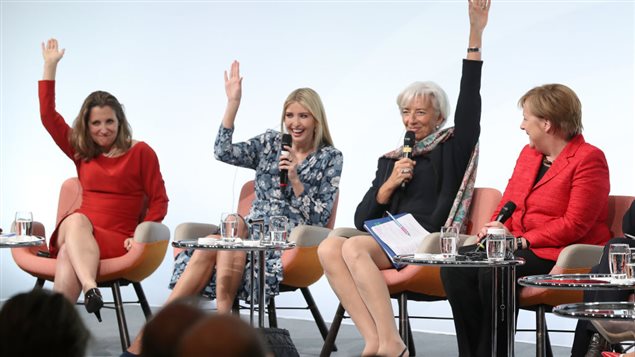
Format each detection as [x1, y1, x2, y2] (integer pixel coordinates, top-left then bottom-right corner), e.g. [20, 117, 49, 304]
[384, 127, 479, 233]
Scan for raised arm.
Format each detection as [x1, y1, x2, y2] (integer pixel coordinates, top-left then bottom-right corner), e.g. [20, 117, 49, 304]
[42, 38, 65, 80]
[222, 60, 243, 129]
[467, 0, 490, 61]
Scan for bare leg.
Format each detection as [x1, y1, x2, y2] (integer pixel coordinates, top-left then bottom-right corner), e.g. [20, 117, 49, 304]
[52, 245, 82, 302]
[215, 250, 247, 313]
[320, 235, 400, 356]
[215, 218, 249, 313]
[341, 235, 407, 357]
[54, 213, 99, 294]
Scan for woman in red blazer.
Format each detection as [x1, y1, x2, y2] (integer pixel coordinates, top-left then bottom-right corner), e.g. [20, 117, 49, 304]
[441, 83, 611, 357]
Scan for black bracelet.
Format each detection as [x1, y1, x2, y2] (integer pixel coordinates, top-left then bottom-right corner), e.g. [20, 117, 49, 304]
[467, 47, 481, 53]
[516, 237, 523, 251]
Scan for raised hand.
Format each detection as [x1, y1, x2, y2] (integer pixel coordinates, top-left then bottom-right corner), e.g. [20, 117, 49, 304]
[468, 0, 490, 33]
[41, 38, 65, 80]
[224, 60, 242, 103]
[41, 38, 65, 65]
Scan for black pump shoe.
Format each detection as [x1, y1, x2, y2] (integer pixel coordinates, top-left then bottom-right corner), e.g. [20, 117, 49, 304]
[84, 288, 103, 322]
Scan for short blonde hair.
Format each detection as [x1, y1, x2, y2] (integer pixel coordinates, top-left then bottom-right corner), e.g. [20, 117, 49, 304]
[518, 84, 583, 140]
[280, 88, 334, 149]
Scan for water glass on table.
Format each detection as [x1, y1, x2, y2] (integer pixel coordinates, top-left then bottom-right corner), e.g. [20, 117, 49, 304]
[486, 228, 506, 262]
[609, 243, 630, 280]
[269, 216, 288, 245]
[220, 212, 239, 243]
[440, 226, 458, 258]
[628, 248, 635, 280]
[15, 211, 33, 237]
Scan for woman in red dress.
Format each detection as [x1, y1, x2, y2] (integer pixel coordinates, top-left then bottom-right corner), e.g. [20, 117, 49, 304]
[39, 39, 169, 321]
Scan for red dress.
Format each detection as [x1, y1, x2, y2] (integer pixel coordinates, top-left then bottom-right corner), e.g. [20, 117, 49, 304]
[39, 80, 169, 259]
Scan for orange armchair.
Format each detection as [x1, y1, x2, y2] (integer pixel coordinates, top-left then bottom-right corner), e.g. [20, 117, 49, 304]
[172, 180, 339, 343]
[11, 178, 170, 352]
[518, 195, 635, 357]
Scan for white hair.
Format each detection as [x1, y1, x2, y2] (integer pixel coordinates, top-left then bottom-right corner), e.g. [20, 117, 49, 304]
[396, 81, 451, 127]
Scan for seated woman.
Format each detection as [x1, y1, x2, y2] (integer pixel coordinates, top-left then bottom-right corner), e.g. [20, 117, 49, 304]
[441, 83, 612, 357]
[571, 200, 635, 357]
[317, 2, 489, 356]
[39, 39, 169, 321]
[124, 61, 343, 356]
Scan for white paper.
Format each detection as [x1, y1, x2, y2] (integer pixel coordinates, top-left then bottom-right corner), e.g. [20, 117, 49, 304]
[371, 214, 430, 255]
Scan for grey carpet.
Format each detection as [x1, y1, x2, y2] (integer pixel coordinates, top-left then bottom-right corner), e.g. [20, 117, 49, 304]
[80, 304, 572, 356]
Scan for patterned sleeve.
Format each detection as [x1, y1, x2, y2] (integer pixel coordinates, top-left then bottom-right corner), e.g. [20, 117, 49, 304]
[288, 147, 343, 225]
[213, 125, 271, 170]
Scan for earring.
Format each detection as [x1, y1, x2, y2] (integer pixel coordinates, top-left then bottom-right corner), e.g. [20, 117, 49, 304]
[435, 125, 440, 130]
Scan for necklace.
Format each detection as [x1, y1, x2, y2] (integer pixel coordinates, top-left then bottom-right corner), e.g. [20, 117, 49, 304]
[542, 156, 552, 167]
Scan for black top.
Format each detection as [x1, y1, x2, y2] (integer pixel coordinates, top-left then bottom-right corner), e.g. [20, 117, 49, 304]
[354, 60, 483, 232]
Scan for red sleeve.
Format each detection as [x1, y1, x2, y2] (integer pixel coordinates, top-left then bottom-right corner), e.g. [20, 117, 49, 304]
[522, 148, 610, 248]
[39, 80, 75, 160]
[138, 143, 169, 222]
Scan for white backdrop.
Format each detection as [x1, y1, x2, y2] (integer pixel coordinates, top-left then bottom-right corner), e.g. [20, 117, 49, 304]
[1, 0, 634, 348]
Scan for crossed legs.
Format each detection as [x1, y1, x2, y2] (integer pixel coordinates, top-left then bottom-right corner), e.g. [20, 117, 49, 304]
[318, 234, 407, 357]
[53, 213, 99, 302]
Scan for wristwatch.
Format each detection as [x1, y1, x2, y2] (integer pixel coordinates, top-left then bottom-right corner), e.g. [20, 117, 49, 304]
[516, 237, 524, 251]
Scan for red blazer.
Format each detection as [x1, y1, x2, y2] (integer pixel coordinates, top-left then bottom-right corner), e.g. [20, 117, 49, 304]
[493, 134, 611, 261]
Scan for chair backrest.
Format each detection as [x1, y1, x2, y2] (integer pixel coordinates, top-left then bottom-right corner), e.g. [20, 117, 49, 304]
[607, 195, 635, 238]
[237, 180, 339, 229]
[56, 178, 83, 225]
[465, 187, 503, 235]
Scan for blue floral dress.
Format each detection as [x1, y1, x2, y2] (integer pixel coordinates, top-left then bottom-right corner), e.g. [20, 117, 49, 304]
[170, 125, 343, 301]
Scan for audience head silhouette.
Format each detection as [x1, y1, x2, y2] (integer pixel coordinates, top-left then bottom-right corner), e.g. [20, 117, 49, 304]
[0, 289, 90, 357]
[141, 299, 206, 357]
[178, 313, 269, 357]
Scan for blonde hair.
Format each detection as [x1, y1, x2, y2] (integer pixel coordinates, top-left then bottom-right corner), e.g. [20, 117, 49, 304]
[280, 88, 334, 149]
[71, 91, 132, 161]
[518, 84, 583, 140]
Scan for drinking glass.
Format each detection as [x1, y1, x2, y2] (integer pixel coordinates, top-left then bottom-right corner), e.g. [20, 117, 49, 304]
[486, 228, 506, 262]
[439, 226, 458, 258]
[610, 243, 630, 279]
[627, 248, 635, 280]
[15, 211, 33, 237]
[220, 212, 239, 243]
[269, 216, 289, 245]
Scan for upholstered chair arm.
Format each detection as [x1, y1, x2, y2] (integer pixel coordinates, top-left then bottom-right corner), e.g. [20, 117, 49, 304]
[133, 222, 170, 243]
[174, 223, 219, 242]
[416, 233, 475, 254]
[328, 227, 367, 239]
[288, 225, 332, 247]
[555, 244, 603, 269]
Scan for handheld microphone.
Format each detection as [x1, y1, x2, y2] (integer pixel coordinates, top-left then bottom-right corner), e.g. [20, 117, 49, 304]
[477, 201, 517, 250]
[401, 131, 416, 188]
[279, 134, 292, 188]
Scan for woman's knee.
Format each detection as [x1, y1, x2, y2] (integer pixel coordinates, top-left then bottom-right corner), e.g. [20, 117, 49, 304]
[57, 214, 92, 244]
[189, 250, 217, 266]
[340, 236, 373, 262]
[317, 236, 345, 262]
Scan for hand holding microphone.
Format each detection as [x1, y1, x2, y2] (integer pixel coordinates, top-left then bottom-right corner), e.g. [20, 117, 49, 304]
[476, 201, 517, 251]
[400, 131, 416, 188]
[279, 134, 293, 188]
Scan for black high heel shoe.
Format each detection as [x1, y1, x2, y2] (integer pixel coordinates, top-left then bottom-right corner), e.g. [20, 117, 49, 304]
[84, 288, 103, 322]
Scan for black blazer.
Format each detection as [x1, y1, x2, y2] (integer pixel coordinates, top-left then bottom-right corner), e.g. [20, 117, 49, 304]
[354, 60, 483, 233]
